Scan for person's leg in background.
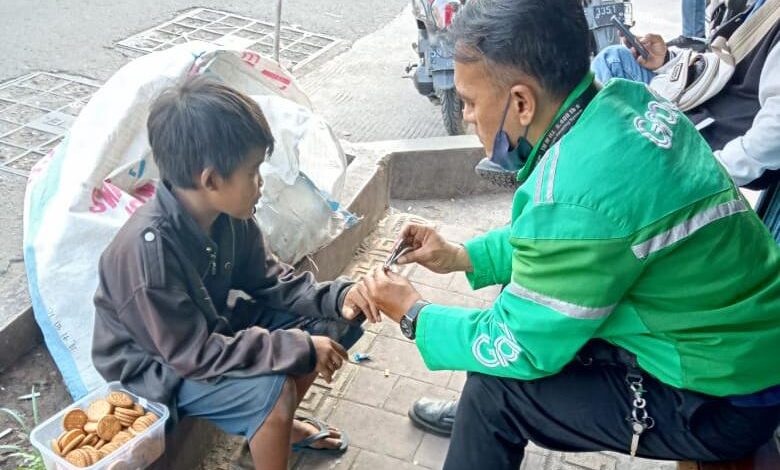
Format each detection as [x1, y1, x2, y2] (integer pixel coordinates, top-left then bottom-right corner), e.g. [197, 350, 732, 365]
[591, 45, 656, 84]
[669, 0, 708, 49]
[683, 0, 706, 38]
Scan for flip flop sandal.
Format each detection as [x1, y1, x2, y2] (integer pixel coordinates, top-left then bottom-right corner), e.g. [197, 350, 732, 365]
[291, 416, 349, 455]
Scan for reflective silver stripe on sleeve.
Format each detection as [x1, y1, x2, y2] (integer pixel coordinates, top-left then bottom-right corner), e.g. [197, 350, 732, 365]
[506, 282, 616, 319]
[632, 199, 749, 259]
[545, 143, 561, 203]
[534, 152, 550, 204]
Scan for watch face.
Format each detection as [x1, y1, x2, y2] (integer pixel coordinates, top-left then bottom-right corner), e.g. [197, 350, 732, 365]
[400, 317, 414, 339]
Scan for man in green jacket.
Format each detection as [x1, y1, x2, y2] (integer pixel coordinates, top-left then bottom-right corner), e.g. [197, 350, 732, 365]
[362, 0, 780, 468]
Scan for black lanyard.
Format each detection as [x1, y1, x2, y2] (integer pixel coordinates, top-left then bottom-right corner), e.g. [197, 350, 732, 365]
[534, 82, 599, 159]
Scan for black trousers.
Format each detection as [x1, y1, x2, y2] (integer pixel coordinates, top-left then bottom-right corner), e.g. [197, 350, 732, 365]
[444, 343, 780, 470]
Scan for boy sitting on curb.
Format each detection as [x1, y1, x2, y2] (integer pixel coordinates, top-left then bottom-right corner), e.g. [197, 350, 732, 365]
[92, 77, 378, 469]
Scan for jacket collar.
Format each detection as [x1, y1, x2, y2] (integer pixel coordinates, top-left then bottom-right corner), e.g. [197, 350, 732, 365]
[154, 181, 222, 276]
[515, 72, 597, 186]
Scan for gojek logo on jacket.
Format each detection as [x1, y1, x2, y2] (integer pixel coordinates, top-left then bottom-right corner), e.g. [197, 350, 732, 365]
[472, 323, 522, 368]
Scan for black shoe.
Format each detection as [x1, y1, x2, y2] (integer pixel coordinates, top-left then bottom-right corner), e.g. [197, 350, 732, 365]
[408, 398, 458, 437]
[666, 35, 707, 52]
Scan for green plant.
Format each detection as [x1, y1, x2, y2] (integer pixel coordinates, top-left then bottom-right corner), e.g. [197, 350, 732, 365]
[0, 386, 46, 470]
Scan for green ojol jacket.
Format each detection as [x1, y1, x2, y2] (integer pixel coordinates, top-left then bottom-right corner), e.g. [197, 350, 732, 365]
[415, 74, 780, 397]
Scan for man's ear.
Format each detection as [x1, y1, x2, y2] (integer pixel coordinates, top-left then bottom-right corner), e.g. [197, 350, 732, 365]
[508, 83, 537, 127]
[199, 167, 221, 192]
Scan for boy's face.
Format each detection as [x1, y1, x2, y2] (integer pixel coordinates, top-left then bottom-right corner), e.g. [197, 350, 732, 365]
[207, 148, 265, 220]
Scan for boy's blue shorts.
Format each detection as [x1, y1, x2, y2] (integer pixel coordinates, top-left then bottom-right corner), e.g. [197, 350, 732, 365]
[178, 373, 287, 439]
[176, 308, 363, 440]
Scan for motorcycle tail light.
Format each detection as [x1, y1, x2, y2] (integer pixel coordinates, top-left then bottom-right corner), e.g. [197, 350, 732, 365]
[433, 0, 461, 29]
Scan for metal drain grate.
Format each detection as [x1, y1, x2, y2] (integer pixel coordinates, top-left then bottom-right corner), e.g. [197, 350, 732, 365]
[116, 8, 340, 70]
[0, 73, 101, 177]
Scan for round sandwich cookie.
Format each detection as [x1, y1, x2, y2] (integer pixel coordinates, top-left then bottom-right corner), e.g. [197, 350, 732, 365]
[86, 399, 113, 421]
[97, 414, 122, 441]
[62, 408, 88, 431]
[84, 421, 98, 434]
[82, 433, 98, 447]
[60, 431, 85, 455]
[111, 430, 133, 446]
[50, 438, 62, 456]
[107, 391, 134, 409]
[65, 448, 89, 468]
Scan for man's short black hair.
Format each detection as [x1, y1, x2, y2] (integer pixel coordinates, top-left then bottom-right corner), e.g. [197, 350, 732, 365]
[147, 76, 275, 189]
[451, 0, 591, 98]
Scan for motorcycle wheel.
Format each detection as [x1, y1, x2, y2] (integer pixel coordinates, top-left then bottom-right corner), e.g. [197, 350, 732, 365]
[440, 89, 465, 136]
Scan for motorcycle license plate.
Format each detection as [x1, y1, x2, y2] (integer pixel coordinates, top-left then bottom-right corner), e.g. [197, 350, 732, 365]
[429, 47, 453, 71]
[591, 2, 625, 27]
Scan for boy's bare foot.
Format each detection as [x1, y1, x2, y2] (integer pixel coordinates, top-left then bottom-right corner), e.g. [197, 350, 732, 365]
[291, 418, 343, 450]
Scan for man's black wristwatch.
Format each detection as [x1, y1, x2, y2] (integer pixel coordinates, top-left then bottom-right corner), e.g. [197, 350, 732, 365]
[400, 300, 430, 340]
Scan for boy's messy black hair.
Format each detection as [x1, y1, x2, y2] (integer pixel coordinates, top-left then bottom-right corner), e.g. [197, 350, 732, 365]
[147, 76, 275, 189]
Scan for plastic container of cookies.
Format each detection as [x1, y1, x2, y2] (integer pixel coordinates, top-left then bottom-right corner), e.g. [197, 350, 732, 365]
[30, 381, 169, 470]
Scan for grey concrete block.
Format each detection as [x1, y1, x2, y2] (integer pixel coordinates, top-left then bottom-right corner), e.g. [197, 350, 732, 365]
[412, 283, 485, 310]
[365, 335, 451, 387]
[383, 377, 458, 416]
[0, 307, 41, 372]
[295, 446, 360, 470]
[343, 366, 399, 408]
[436, 223, 484, 245]
[351, 450, 432, 470]
[148, 418, 220, 470]
[414, 433, 450, 469]
[446, 274, 501, 303]
[446, 372, 466, 393]
[343, 137, 511, 201]
[328, 401, 424, 461]
[387, 138, 504, 200]
[407, 265, 455, 291]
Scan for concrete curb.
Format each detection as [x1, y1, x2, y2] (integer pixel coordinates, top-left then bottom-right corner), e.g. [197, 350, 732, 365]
[0, 306, 42, 372]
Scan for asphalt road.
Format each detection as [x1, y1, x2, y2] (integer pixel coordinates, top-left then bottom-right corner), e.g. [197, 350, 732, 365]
[0, 0, 410, 82]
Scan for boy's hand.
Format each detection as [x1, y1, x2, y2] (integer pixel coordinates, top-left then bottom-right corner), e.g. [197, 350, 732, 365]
[311, 336, 348, 383]
[364, 267, 422, 323]
[342, 283, 381, 323]
[395, 224, 473, 274]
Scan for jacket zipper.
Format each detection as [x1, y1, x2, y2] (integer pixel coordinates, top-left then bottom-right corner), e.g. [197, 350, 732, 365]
[205, 246, 217, 277]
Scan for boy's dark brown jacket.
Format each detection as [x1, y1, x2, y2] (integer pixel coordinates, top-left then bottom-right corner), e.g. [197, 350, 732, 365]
[92, 183, 352, 411]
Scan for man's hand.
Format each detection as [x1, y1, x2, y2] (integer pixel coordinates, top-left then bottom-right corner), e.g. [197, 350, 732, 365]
[395, 224, 473, 274]
[364, 267, 423, 323]
[342, 283, 381, 323]
[624, 33, 668, 71]
[311, 335, 348, 383]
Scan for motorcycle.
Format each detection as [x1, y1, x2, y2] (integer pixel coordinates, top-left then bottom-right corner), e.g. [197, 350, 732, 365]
[407, 0, 466, 136]
[407, 0, 635, 139]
